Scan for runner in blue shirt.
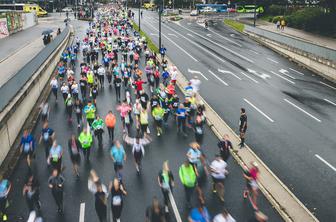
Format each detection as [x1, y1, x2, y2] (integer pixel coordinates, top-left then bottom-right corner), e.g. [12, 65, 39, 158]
[176, 104, 187, 136]
[111, 140, 127, 173]
[20, 129, 35, 167]
[188, 204, 211, 222]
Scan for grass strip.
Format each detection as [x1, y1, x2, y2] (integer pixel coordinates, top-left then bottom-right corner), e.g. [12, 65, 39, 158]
[224, 19, 245, 32]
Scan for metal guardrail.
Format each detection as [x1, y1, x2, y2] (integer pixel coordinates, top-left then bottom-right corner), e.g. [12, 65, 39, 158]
[0, 26, 70, 112]
[244, 25, 336, 62]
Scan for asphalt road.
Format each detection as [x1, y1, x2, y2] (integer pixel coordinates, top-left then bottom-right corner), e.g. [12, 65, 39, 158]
[6, 19, 282, 221]
[134, 10, 336, 221]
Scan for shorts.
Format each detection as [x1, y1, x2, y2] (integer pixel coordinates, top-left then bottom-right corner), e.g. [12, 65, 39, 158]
[133, 150, 143, 163]
[114, 162, 123, 172]
[212, 177, 225, 185]
[155, 119, 162, 127]
[240, 127, 247, 133]
[141, 124, 148, 133]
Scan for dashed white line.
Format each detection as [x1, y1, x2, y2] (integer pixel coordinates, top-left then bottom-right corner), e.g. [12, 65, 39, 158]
[187, 33, 193, 37]
[188, 68, 208, 80]
[208, 70, 229, 86]
[244, 98, 274, 122]
[315, 154, 336, 172]
[150, 33, 159, 36]
[241, 72, 259, 83]
[218, 69, 242, 80]
[208, 29, 242, 47]
[279, 69, 296, 79]
[320, 81, 336, 90]
[289, 68, 305, 76]
[79, 202, 85, 222]
[168, 191, 183, 222]
[249, 49, 259, 54]
[324, 98, 336, 106]
[271, 71, 295, 84]
[284, 99, 321, 122]
[267, 58, 279, 64]
[145, 22, 198, 62]
[168, 33, 178, 37]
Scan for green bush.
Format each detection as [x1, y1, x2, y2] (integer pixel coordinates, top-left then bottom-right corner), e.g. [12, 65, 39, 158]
[268, 5, 286, 15]
[271, 15, 283, 23]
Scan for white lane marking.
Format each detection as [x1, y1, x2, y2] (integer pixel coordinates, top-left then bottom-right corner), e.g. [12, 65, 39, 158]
[289, 68, 305, 76]
[218, 68, 242, 80]
[79, 202, 85, 222]
[315, 154, 336, 172]
[241, 72, 259, 83]
[208, 70, 229, 86]
[320, 81, 336, 90]
[267, 58, 279, 64]
[247, 68, 270, 80]
[279, 69, 296, 79]
[271, 71, 295, 84]
[249, 49, 259, 54]
[230, 34, 235, 37]
[284, 99, 321, 122]
[206, 34, 212, 37]
[244, 98, 274, 122]
[187, 33, 194, 37]
[146, 22, 198, 62]
[187, 22, 191, 25]
[324, 98, 336, 106]
[168, 33, 178, 37]
[150, 33, 159, 36]
[208, 29, 242, 47]
[168, 191, 182, 222]
[175, 23, 253, 63]
[188, 68, 209, 80]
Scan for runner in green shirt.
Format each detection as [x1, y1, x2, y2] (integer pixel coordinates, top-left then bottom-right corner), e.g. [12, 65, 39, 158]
[78, 126, 93, 161]
[179, 161, 197, 208]
[152, 104, 165, 136]
[92, 115, 105, 148]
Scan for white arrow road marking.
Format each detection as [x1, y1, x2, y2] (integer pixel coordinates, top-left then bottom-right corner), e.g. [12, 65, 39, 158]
[208, 70, 229, 86]
[150, 33, 159, 36]
[187, 33, 193, 37]
[168, 33, 178, 37]
[206, 34, 212, 37]
[284, 99, 321, 122]
[320, 81, 336, 90]
[267, 58, 279, 64]
[188, 68, 208, 80]
[315, 154, 336, 172]
[279, 69, 296, 79]
[79, 203, 85, 222]
[187, 22, 192, 25]
[247, 68, 270, 80]
[244, 98, 274, 122]
[241, 72, 259, 83]
[230, 34, 235, 37]
[324, 98, 336, 106]
[271, 71, 295, 84]
[289, 68, 305, 76]
[218, 68, 242, 80]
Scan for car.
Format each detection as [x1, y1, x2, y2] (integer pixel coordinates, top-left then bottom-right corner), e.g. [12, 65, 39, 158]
[227, 8, 236, 13]
[62, 7, 73, 13]
[201, 7, 215, 13]
[190, 10, 198, 16]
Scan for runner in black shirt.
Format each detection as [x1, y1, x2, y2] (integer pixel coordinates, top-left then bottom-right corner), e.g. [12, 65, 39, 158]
[239, 108, 247, 148]
[217, 134, 233, 161]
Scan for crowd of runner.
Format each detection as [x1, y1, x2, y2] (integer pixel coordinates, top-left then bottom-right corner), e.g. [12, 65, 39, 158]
[0, 4, 267, 222]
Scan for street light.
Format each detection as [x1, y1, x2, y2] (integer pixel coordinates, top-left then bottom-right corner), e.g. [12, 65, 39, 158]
[159, 4, 162, 49]
[138, 0, 141, 31]
[253, 0, 257, 27]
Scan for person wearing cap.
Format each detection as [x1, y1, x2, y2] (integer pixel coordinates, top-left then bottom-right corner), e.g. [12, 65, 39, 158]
[209, 155, 228, 202]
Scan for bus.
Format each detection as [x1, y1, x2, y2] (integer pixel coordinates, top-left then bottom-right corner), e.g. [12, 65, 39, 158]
[0, 4, 48, 16]
[237, 5, 264, 14]
[143, 3, 156, 9]
[195, 4, 228, 13]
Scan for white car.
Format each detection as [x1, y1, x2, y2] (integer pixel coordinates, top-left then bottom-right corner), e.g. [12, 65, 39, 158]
[62, 7, 73, 13]
[190, 10, 198, 16]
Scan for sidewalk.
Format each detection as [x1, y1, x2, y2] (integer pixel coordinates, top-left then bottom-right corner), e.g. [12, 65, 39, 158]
[258, 23, 336, 50]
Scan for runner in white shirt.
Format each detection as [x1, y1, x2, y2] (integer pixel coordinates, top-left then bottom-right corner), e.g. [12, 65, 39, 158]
[209, 154, 228, 202]
[213, 209, 236, 222]
[190, 76, 201, 93]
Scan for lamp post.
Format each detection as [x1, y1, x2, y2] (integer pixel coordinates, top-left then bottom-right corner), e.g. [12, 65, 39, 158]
[138, 0, 141, 31]
[253, 0, 257, 27]
[159, 4, 162, 49]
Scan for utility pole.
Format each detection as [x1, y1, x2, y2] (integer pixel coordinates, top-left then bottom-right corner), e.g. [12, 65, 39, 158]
[138, 0, 141, 31]
[253, 0, 257, 27]
[159, 4, 162, 49]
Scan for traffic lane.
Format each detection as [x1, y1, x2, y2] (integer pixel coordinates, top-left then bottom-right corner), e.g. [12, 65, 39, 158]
[140, 15, 336, 220]
[0, 13, 66, 61]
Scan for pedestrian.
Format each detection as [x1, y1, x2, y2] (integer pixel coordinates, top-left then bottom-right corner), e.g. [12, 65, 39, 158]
[38, 121, 55, 159]
[74, 98, 83, 128]
[140, 108, 150, 136]
[61, 82, 69, 102]
[159, 45, 166, 62]
[243, 162, 259, 210]
[276, 20, 280, 30]
[186, 142, 202, 176]
[190, 76, 201, 93]
[40, 102, 50, 122]
[68, 134, 81, 177]
[209, 154, 228, 202]
[84, 100, 96, 127]
[79, 74, 88, 100]
[116, 100, 132, 134]
[65, 94, 73, 122]
[145, 196, 166, 222]
[152, 104, 165, 136]
[105, 111, 116, 141]
[110, 140, 126, 173]
[92, 115, 105, 149]
[123, 134, 151, 173]
[0, 178, 11, 222]
[188, 203, 211, 222]
[194, 107, 205, 144]
[109, 178, 127, 222]
[179, 160, 197, 208]
[157, 161, 174, 213]
[176, 104, 187, 136]
[114, 75, 122, 102]
[48, 169, 65, 214]
[23, 174, 41, 213]
[280, 18, 285, 31]
[48, 140, 63, 172]
[238, 108, 247, 148]
[88, 170, 108, 222]
[50, 77, 58, 101]
[213, 208, 236, 222]
[78, 125, 93, 161]
[217, 134, 233, 162]
[20, 129, 35, 168]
